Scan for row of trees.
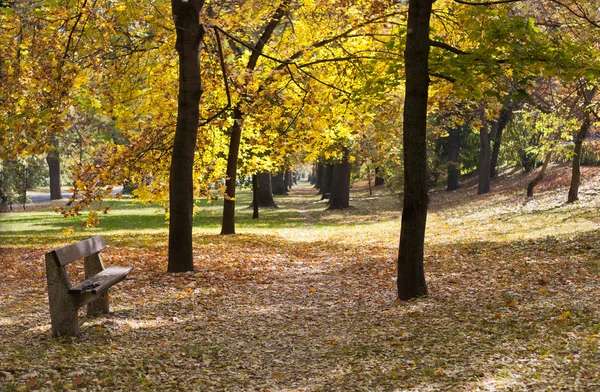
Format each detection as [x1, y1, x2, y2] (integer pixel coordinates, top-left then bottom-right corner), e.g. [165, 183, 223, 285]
[2, 0, 599, 298]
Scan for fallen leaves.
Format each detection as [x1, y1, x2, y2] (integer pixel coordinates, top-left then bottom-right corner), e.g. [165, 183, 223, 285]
[1, 168, 600, 390]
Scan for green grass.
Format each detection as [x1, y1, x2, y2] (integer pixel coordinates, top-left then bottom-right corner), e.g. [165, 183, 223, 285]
[0, 182, 403, 247]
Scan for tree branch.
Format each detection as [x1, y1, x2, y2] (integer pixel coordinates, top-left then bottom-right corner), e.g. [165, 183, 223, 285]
[453, 0, 524, 5]
[430, 39, 469, 55]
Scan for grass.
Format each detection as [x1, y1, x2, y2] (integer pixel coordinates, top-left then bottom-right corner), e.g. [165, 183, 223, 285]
[1, 166, 600, 391]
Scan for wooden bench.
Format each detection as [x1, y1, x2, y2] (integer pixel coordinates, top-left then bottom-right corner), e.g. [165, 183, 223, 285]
[45, 236, 133, 336]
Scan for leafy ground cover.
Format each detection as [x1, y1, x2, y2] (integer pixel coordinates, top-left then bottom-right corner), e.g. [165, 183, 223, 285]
[1, 165, 600, 391]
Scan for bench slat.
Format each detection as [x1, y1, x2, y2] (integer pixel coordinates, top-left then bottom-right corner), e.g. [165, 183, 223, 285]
[68, 266, 133, 294]
[51, 236, 106, 267]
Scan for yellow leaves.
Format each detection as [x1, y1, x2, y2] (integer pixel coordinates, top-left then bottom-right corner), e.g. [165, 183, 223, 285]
[559, 311, 571, 321]
[84, 211, 100, 227]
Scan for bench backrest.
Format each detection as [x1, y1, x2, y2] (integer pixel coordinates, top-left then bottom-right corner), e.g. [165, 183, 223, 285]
[48, 236, 106, 267]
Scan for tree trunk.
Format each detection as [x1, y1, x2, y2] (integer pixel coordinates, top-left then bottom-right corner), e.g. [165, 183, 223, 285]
[310, 163, 318, 186]
[221, 106, 242, 235]
[374, 167, 384, 186]
[527, 151, 551, 198]
[219, 1, 290, 235]
[316, 163, 325, 192]
[478, 117, 491, 195]
[397, 0, 431, 301]
[285, 170, 292, 189]
[252, 174, 259, 219]
[490, 107, 511, 178]
[253, 172, 278, 208]
[168, 0, 205, 272]
[46, 144, 62, 200]
[327, 157, 351, 210]
[0, 168, 7, 211]
[446, 126, 460, 191]
[272, 169, 287, 195]
[319, 164, 334, 199]
[568, 116, 590, 203]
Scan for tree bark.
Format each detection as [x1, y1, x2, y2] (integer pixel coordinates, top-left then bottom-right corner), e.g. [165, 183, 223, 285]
[568, 115, 590, 203]
[527, 151, 551, 198]
[221, 106, 242, 235]
[316, 163, 324, 190]
[253, 172, 278, 208]
[446, 126, 460, 191]
[272, 169, 287, 195]
[320, 164, 334, 199]
[397, 0, 431, 300]
[490, 107, 511, 178]
[374, 167, 384, 186]
[46, 141, 62, 200]
[478, 116, 491, 195]
[285, 170, 292, 190]
[310, 163, 318, 185]
[168, 0, 205, 272]
[0, 168, 7, 211]
[252, 174, 259, 219]
[327, 156, 351, 210]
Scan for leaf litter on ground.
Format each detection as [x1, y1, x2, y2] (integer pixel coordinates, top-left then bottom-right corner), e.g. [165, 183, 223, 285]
[1, 164, 600, 391]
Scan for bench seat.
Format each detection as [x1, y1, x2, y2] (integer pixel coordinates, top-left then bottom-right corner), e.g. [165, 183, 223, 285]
[69, 266, 134, 294]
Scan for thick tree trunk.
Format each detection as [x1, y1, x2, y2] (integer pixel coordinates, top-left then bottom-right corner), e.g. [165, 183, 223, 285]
[568, 116, 590, 203]
[446, 126, 460, 191]
[221, 106, 242, 235]
[397, 0, 432, 300]
[490, 107, 511, 178]
[478, 118, 491, 195]
[168, 0, 205, 272]
[253, 172, 278, 208]
[46, 145, 62, 200]
[327, 158, 351, 210]
[272, 169, 288, 195]
[527, 152, 551, 198]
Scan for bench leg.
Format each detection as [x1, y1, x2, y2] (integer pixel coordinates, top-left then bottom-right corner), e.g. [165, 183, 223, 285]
[87, 290, 110, 316]
[46, 256, 80, 336]
[49, 302, 80, 337]
[84, 253, 110, 316]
